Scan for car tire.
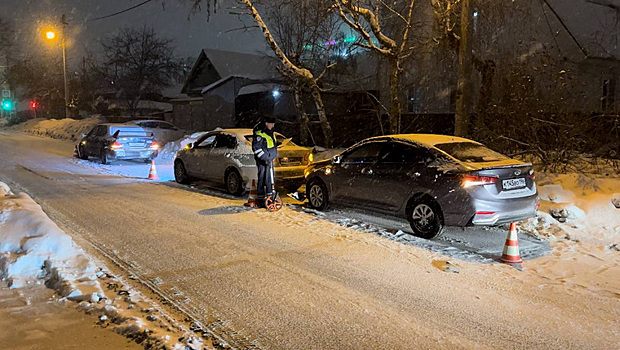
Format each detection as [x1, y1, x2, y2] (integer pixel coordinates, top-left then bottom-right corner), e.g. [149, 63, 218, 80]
[78, 145, 88, 160]
[225, 169, 244, 196]
[306, 179, 329, 210]
[174, 160, 190, 184]
[100, 147, 108, 165]
[407, 196, 444, 239]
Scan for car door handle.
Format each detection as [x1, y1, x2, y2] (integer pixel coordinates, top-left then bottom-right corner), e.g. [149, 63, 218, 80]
[361, 168, 373, 175]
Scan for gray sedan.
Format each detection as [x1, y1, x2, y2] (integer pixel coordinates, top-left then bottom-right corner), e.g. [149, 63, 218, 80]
[304, 134, 538, 239]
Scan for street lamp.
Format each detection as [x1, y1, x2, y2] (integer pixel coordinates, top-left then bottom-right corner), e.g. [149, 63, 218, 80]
[44, 14, 70, 119]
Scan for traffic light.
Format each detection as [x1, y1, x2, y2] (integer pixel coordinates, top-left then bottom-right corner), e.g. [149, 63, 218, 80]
[30, 100, 39, 109]
[1, 99, 13, 111]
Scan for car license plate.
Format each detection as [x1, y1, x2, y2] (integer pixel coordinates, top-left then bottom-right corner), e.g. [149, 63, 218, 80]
[503, 178, 526, 190]
[129, 143, 144, 147]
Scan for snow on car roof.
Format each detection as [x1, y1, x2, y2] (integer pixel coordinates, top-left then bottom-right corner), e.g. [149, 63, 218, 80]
[370, 134, 480, 147]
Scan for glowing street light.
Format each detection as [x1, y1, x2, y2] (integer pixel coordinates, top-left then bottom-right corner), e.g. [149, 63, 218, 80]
[43, 14, 70, 118]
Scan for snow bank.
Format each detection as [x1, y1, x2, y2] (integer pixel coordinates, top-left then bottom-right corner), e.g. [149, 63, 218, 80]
[523, 173, 620, 246]
[0, 182, 100, 296]
[8, 116, 106, 142]
[0, 182, 210, 349]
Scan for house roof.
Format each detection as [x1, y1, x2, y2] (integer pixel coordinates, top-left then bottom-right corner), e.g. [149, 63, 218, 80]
[182, 49, 281, 95]
[202, 48, 280, 80]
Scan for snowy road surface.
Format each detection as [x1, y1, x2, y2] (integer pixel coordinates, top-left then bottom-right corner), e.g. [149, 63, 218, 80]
[0, 131, 618, 349]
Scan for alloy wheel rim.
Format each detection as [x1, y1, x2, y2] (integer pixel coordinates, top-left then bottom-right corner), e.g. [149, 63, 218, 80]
[412, 204, 434, 231]
[175, 163, 184, 180]
[228, 172, 239, 192]
[309, 184, 323, 207]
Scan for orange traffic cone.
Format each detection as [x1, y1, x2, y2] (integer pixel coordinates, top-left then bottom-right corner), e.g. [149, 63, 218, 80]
[147, 160, 159, 180]
[500, 222, 523, 265]
[244, 179, 257, 207]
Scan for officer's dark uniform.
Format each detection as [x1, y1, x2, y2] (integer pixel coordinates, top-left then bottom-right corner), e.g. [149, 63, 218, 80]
[252, 119, 278, 205]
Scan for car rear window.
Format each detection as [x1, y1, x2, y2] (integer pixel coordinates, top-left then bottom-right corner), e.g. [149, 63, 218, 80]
[435, 142, 508, 162]
[109, 126, 148, 136]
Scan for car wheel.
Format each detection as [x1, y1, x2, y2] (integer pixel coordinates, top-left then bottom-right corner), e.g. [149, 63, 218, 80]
[226, 169, 244, 196]
[78, 145, 88, 160]
[174, 160, 190, 184]
[407, 197, 444, 239]
[100, 147, 108, 165]
[306, 179, 329, 210]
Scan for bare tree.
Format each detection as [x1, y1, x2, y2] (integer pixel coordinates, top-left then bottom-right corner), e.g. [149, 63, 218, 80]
[99, 26, 179, 118]
[191, 0, 334, 146]
[333, 0, 417, 134]
[265, 0, 347, 145]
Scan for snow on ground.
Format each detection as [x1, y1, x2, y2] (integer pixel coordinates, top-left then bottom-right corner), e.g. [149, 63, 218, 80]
[9, 116, 106, 142]
[0, 181, 212, 349]
[0, 181, 101, 294]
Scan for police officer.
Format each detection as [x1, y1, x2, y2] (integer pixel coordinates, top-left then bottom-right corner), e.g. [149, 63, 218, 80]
[252, 116, 278, 207]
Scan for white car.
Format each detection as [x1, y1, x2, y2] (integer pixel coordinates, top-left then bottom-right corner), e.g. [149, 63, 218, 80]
[173, 128, 313, 196]
[129, 120, 185, 146]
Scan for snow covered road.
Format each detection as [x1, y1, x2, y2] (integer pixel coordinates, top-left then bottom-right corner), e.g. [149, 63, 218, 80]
[1, 131, 618, 349]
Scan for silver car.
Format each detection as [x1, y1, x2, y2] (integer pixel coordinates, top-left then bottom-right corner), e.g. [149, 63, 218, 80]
[174, 128, 313, 196]
[304, 134, 538, 239]
[76, 123, 158, 164]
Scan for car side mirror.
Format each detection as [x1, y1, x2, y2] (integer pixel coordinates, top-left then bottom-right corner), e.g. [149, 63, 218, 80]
[333, 155, 341, 164]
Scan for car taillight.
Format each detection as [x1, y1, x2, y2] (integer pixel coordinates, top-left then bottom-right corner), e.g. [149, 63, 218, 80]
[150, 141, 159, 150]
[111, 141, 123, 150]
[462, 175, 499, 188]
[527, 169, 536, 180]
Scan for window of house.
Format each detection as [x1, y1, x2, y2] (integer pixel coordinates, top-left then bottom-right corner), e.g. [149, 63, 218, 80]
[407, 86, 422, 113]
[602, 79, 616, 110]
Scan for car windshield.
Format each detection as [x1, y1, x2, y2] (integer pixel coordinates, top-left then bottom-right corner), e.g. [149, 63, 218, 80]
[435, 142, 508, 163]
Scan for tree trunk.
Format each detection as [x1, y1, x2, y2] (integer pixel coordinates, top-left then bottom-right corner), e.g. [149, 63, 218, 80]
[293, 85, 310, 145]
[309, 82, 333, 148]
[388, 56, 401, 134]
[455, 0, 474, 137]
[241, 0, 332, 146]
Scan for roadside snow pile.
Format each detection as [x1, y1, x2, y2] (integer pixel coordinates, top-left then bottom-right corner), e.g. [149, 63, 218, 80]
[156, 131, 209, 161]
[0, 182, 211, 349]
[0, 182, 101, 296]
[522, 173, 620, 246]
[9, 116, 105, 142]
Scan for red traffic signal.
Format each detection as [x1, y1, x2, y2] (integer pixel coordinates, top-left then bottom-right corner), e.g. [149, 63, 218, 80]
[30, 101, 39, 109]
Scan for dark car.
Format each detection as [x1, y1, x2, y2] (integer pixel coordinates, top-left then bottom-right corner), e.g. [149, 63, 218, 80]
[304, 134, 538, 239]
[76, 123, 159, 164]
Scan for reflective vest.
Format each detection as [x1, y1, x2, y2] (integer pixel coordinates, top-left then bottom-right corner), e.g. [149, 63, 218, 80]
[255, 130, 275, 149]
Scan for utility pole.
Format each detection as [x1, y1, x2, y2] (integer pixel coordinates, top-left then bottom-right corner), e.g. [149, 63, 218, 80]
[455, 0, 474, 137]
[61, 14, 70, 119]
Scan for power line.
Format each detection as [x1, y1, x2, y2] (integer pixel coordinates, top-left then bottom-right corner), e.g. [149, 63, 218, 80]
[538, 0, 565, 58]
[540, 0, 589, 58]
[91, 0, 154, 21]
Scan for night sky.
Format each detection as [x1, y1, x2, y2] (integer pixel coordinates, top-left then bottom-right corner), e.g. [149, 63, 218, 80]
[0, 1, 618, 69]
[0, 0, 268, 65]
